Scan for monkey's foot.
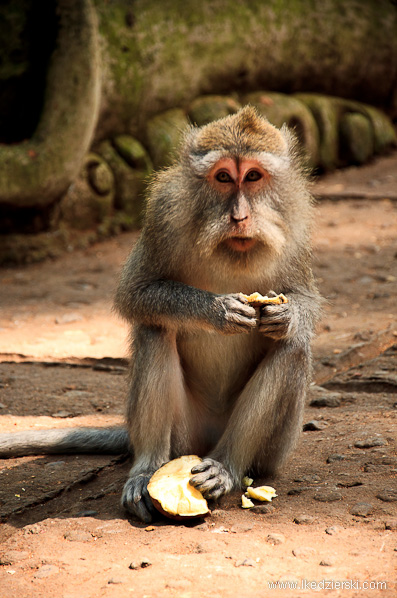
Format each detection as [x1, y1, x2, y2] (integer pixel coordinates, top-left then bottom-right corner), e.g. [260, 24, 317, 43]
[189, 458, 234, 500]
[121, 473, 157, 523]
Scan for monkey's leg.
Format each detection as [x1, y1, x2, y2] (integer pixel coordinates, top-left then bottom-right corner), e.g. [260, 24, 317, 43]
[121, 326, 190, 522]
[190, 343, 310, 498]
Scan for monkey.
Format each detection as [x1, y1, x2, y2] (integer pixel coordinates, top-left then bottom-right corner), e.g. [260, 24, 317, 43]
[0, 106, 321, 523]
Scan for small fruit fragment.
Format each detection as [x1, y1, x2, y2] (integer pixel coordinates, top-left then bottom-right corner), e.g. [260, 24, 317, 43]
[246, 486, 277, 502]
[147, 455, 210, 519]
[242, 476, 254, 487]
[242, 292, 288, 306]
[241, 494, 255, 508]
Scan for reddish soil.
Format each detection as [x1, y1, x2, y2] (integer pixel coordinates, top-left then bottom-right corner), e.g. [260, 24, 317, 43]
[0, 153, 396, 597]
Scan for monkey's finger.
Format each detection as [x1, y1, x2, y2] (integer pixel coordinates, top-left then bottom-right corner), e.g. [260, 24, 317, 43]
[191, 461, 212, 474]
[122, 476, 156, 523]
[206, 483, 228, 500]
[260, 303, 289, 318]
[227, 298, 257, 317]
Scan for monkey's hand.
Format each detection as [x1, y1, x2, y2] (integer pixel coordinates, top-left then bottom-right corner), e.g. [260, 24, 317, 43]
[189, 458, 234, 500]
[259, 294, 297, 340]
[121, 472, 157, 523]
[214, 294, 257, 334]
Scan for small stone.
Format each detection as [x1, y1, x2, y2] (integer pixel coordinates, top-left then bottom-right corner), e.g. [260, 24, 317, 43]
[0, 403, 6, 409]
[303, 420, 328, 431]
[0, 551, 30, 565]
[292, 547, 316, 559]
[64, 530, 93, 542]
[327, 454, 346, 463]
[320, 559, 334, 566]
[34, 565, 59, 578]
[288, 487, 310, 495]
[294, 514, 314, 525]
[310, 396, 341, 408]
[251, 504, 276, 514]
[266, 533, 285, 545]
[235, 558, 255, 567]
[51, 411, 74, 419]
[325, 525, 343, 535]
[76, 510, 98, 517]
[108, 578, 123, 585]
[230, 523, 254, 533]
[376, 488, 397, 502]
[364, 463, 378, 473]
[354, 438, 388, 449]
[337, 480, 362, 488]
[314, 490, 342, 503]
[294, 474, 321, 483]
[350, 502, 373, 517]
[129, 557, 152, 569]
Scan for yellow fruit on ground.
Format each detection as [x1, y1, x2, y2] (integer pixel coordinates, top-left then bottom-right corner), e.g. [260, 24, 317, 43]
[246, 485, 277, 502]
[147, 455, 210, 519]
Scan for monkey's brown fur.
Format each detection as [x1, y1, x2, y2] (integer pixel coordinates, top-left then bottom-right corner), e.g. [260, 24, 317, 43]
[0, 107, 321, 523]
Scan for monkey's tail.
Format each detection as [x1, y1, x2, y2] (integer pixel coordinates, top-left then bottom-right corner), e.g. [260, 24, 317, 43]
[0, 427, 129, 458]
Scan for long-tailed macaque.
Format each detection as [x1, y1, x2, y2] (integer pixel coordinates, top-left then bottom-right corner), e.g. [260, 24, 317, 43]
[0, 107, 321, 522]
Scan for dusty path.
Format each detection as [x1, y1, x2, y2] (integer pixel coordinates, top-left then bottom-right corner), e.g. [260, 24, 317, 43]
[0, 153, 396, 597]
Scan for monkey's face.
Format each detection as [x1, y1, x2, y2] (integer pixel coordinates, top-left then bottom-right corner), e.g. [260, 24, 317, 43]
[192, 154, 289, 270]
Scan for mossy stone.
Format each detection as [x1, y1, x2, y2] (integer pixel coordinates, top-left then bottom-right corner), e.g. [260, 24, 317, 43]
[98, 141, 148, 225]
[112, 135, 153, 171]
[294, 93, 340, 171]
[339, 113, 374, 165]
[347, 103, 396, 154]
[145, 109, 190, 169]
[242, 92, 320, 167]
[60, 153, 114, 230]
[188, 95, 242, 126]
[0, 0, 100, 208]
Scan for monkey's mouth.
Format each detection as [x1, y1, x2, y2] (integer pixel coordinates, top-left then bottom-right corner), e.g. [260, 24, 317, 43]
[224, 237, 257, 252]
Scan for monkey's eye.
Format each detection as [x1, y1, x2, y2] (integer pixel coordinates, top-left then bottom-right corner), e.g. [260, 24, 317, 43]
[215, 171, 233, 183]
[245, 170, 262, 182]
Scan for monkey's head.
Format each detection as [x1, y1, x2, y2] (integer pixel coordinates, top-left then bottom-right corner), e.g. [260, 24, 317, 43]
[177, 106, 313, 281]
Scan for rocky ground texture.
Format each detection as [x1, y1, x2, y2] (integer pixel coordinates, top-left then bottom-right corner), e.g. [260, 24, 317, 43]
[0, 153, 396, 597]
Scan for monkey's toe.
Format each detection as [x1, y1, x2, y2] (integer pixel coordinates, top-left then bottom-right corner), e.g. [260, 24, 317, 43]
[121, 474, 156, 523]
[190, 457, 234, 499]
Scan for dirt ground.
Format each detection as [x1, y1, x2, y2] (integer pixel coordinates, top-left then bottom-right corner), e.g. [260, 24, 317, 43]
[0, 153, 396, 597]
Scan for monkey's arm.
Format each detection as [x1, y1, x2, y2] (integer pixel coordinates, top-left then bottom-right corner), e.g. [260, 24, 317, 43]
[115, 243, 257, 334]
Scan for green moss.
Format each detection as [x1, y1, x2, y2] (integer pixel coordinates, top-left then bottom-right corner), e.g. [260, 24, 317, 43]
[339, 113, 374, 165]
[145, 109, 189, 169]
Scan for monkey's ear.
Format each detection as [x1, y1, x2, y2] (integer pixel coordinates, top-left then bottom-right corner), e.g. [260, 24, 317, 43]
[280, 123, 298, 151]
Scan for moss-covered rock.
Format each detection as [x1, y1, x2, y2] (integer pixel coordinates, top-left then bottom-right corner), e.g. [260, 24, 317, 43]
[145, 109, 190, 169]
[98, 139, 150, 225]
[188, 95, 242, 127]
[60, 153, 114, 230]
[112, 135, 153, 171]
[295, 93, 397, 170]
[93, 0, 397, 141]
[242, 92, 320, 167]
[295, 93, 340, 170]
[0, 0, 100, 208]
[339, 113, 374, 165]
